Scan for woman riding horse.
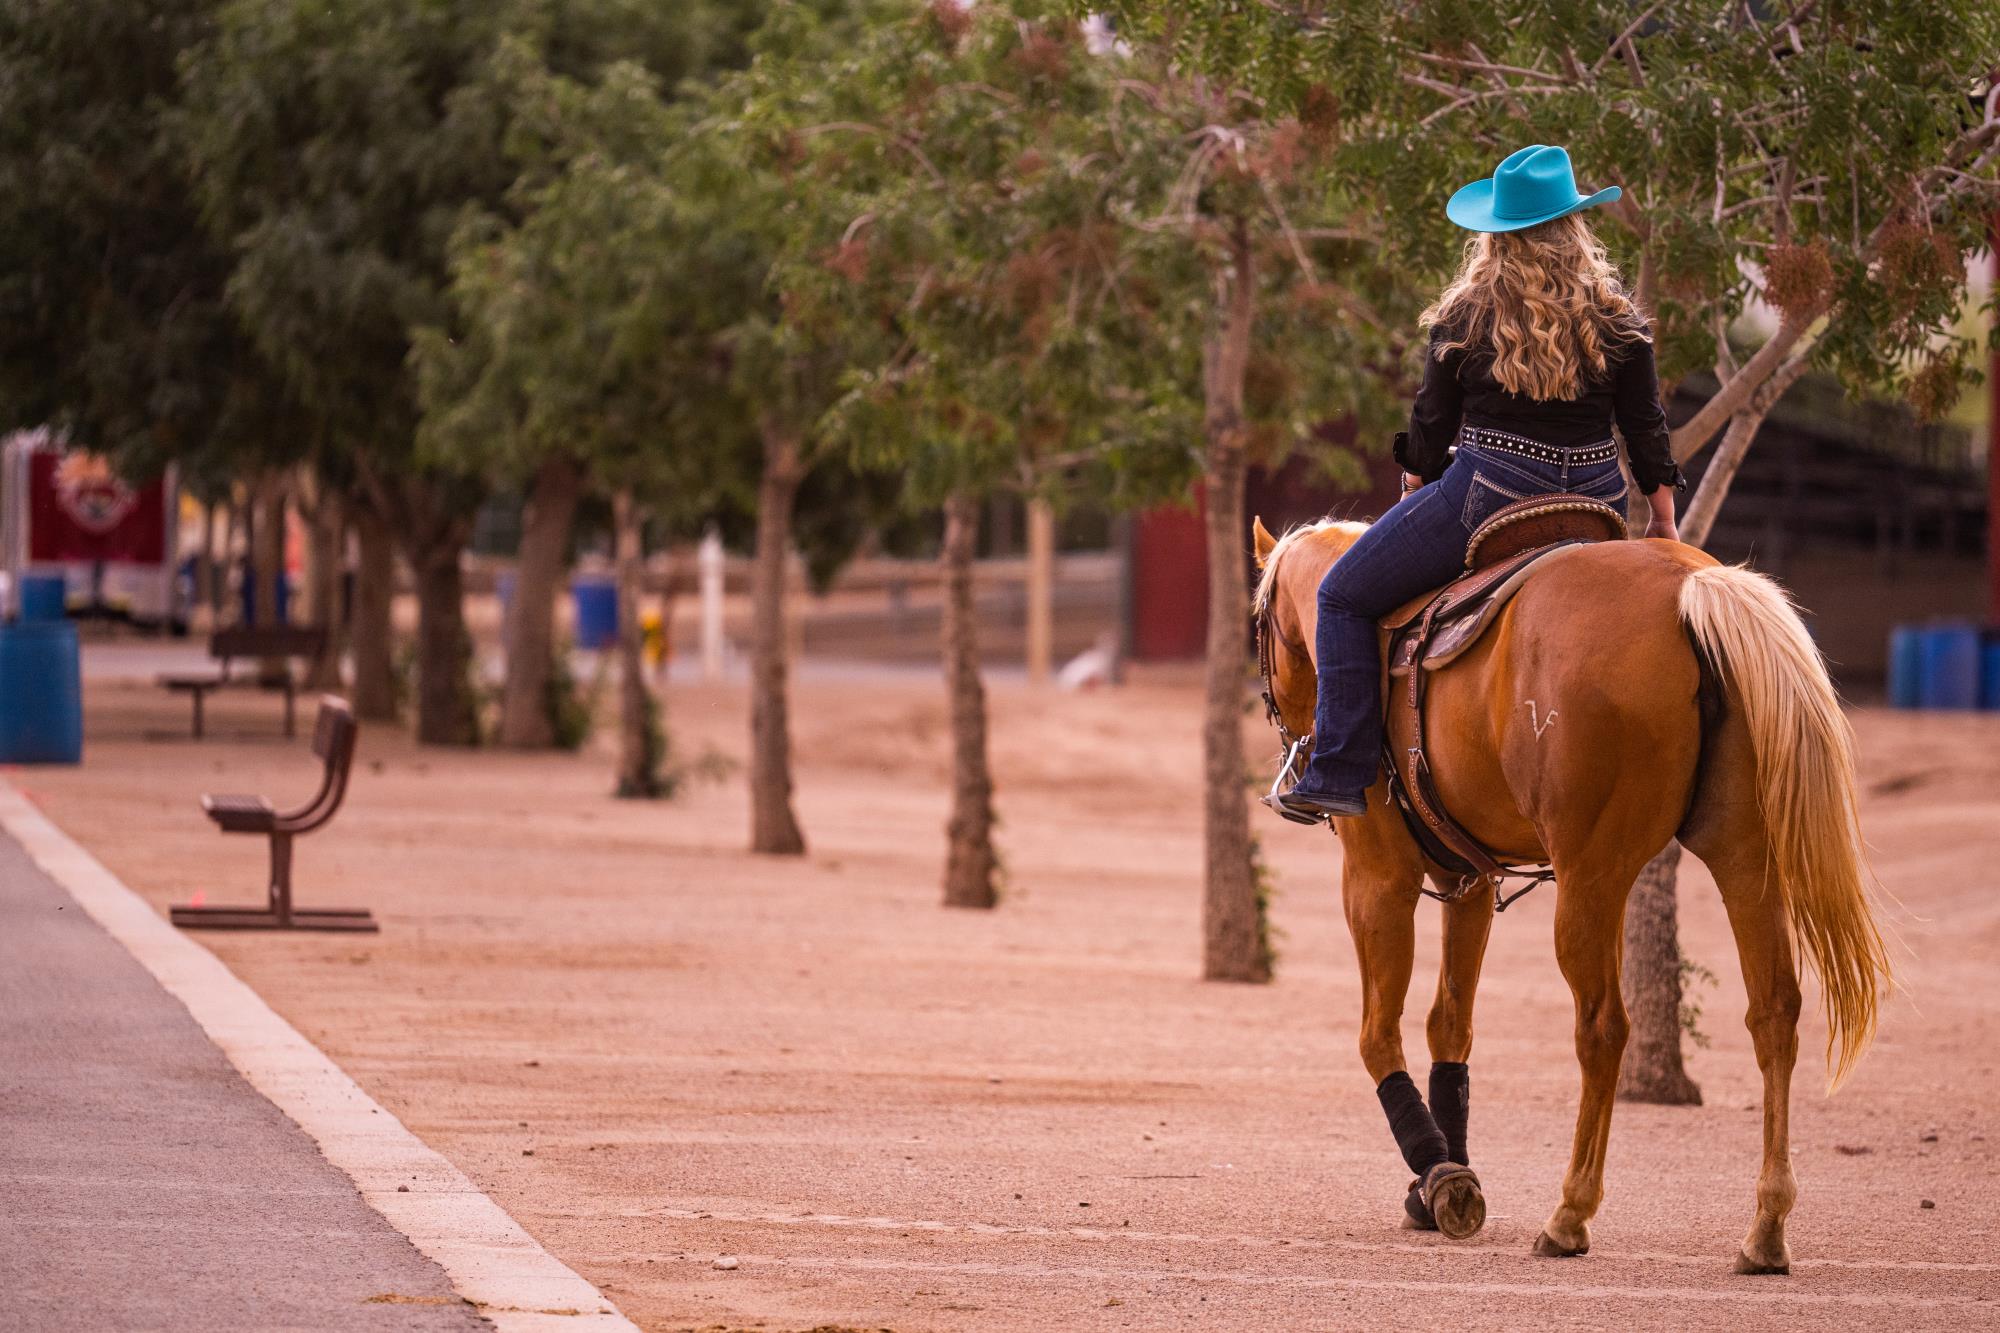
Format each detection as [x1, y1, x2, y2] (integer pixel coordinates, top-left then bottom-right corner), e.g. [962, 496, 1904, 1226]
[1272, 144, 1681, 824]
[1254, 145, 1891, 1269]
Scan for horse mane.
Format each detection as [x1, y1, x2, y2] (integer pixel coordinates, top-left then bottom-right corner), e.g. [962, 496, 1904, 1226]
[1252, 517, 1371, 617]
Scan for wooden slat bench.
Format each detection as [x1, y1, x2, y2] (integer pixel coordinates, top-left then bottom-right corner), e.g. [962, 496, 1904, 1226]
[169, 696, 377, 932]
[158, 625, 326, 739]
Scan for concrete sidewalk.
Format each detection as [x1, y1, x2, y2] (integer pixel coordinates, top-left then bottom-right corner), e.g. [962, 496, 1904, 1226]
[0, 829, 487, 1332]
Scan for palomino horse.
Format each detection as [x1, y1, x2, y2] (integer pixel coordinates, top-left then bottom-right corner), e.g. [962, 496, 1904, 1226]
[1251, 516, 1890, 1271]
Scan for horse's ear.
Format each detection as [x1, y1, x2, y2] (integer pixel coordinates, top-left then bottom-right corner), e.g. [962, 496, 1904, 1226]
[1252, 515, 1278, 567]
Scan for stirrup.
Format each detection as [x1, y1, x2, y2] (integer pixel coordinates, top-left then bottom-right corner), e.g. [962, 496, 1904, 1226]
[1262, 734, 1334, 824]
[1261, 790, 1331, 826]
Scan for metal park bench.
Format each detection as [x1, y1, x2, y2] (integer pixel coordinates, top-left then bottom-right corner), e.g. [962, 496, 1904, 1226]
[169, 696, 377, 932]
[158, 625, 327, 739]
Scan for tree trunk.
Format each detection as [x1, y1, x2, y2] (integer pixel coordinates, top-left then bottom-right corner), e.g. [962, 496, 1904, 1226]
[940, 490, 998, 909]
[1618, 840, 1703, 1104]
[249, 473, 289, 684]
[196, 502, 219, 633]
[612, 490, 662, 798]
[348, 501, 399, 722]
[301, 480, 346, 690]
[748, 423, 806, 855]
[247, 475, 285, 628]
[497, 455, 584, 748]
[411, 534, 478, 746]
[1200, 221, 1270, 983]
[214, 498, 237, 624]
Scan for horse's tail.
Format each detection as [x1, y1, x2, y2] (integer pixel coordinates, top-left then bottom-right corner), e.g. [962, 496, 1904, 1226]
[1678, 562, 1890, 1089]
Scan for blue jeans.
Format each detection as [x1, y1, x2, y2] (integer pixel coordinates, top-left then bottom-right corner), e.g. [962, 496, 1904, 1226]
[1296, 441, 1629, 797]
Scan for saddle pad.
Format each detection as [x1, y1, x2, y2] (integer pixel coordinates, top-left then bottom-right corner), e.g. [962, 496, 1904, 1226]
[1387, 541, 1582, 677]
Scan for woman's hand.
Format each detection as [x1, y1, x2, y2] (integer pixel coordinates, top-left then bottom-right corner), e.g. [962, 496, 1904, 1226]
[1643, 486, 1679, 542]
[1400, 471, 1424, 498]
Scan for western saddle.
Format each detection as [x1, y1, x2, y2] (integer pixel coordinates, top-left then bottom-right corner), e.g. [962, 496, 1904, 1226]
[1378, 494, 1627, 903]
[1260, 493, 1629, 908]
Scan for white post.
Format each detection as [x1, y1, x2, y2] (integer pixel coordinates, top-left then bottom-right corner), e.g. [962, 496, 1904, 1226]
[698, 524, 725, 681]
[0, 435, 25, 622]
[1026, 498, 1055, 685]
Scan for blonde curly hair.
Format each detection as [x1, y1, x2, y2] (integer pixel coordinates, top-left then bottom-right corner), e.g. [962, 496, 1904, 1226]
[1422, 213, 1649, 401]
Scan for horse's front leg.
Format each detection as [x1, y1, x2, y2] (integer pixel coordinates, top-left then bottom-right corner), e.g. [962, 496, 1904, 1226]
[1342, 847, 1422, 1083]
[1342, 833, 1482, 1235]
[1426, 887, 1496, 1166]
[1534, 866, 1636, 1257]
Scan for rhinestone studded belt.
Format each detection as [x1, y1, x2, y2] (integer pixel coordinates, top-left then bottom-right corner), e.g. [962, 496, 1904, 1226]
[1459, 424, 1618, 467]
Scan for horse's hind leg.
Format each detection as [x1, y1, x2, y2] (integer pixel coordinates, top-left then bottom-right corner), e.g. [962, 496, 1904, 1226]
[1686, 789, 1802, 1274]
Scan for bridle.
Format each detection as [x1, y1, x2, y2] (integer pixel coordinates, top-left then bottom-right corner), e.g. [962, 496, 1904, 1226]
[1254, 598, 1318, 809]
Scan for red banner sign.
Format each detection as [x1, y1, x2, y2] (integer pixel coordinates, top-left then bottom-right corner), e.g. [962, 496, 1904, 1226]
[26, 452, 168, 565]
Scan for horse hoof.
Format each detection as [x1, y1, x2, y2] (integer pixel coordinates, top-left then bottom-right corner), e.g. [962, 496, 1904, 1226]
[1733, 1250, 1790, 1276]
[1402, 1179, 1438, 1231]
[1423, 1164, 1486, 1240]
[1533, 1230, 1588, 1258]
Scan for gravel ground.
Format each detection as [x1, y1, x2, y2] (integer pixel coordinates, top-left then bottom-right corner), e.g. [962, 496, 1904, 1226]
[17, 667, 2000, 1332]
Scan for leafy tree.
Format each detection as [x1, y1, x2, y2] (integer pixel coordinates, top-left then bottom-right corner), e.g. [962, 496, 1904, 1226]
[181, 0, 760, 745]
[0, 0, 312, 628]
[679, 2, 914, 855]
[421, 7, 897, 824]
[178, 0, 505, 741]
[417, 14, 764, 750]
[1090, 0, 2000, 1058]
[1081, 41, 1405, 981]
[790, 2, 1141, 907]
[417, 51, 755, 792]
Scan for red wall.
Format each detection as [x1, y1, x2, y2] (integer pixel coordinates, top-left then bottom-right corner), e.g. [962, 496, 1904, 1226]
[1128, 434, 1403, 663]
[1130, 492, 1208, 661]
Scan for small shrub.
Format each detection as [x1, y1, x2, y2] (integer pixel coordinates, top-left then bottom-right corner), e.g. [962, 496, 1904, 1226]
[542, 638, 593, 752]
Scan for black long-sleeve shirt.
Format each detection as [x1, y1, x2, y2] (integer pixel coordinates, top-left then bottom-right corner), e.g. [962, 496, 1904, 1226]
[1393, 323, 1683, 494]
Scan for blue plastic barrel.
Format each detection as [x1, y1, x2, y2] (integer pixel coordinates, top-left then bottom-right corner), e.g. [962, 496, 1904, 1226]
[1887, 625, 1924, 709]
[0, 620, 83, 763]
[572, 576, 617, 650]
[1981, 636, 2000, 711]
[17, 574, 66, 622]
[1916, 622, 1981, 710]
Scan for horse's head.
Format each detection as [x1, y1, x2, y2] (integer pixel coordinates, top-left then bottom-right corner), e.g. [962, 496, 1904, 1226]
[1251, 514, 1370, 744]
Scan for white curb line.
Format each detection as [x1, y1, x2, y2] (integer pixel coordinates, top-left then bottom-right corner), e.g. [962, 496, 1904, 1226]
[0, 779, 637, 1333]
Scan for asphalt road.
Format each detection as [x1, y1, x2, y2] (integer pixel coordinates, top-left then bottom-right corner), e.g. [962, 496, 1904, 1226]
[0, 829, 487, 1332]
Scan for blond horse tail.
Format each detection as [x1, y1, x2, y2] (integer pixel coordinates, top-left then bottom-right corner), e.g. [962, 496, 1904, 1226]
[1678, 563, 1891, 1089]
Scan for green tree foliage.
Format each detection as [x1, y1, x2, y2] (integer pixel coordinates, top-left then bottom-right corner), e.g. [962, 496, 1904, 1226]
[0, 0, 303, 492]
[1089, 1, 2000, 445]
[1078, 30, 1407, 981]
[413, 2, 900, 835]
[414, 22, 762, 749]
[178, 0, 765, 744]
[770, 1, 1141, 907]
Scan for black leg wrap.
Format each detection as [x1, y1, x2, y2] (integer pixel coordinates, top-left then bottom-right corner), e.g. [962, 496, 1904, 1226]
[1376, 1071, 1450, 1176]
[1429, 1061, 1470, 1166]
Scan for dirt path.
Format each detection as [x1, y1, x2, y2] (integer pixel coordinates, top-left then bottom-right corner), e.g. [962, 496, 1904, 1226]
[21, 670, 2000, 1331]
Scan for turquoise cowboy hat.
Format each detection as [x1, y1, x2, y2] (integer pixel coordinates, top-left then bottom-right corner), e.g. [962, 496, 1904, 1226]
[1445, 144, 1621, 233]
